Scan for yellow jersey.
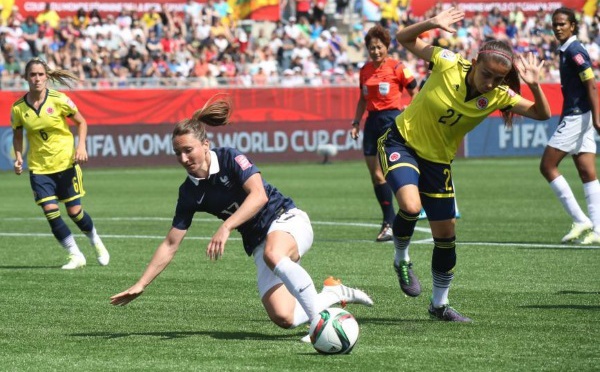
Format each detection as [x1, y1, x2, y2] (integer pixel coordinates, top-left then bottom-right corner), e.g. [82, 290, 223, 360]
[11, 89, 79, 174]
[396, 47, 522, 164]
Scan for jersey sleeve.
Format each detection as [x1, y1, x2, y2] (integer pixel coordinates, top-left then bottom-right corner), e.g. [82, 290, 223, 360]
[567, 46, 594, 82]
[497, 86, 523, 111]
[394, 62, 417, 90]
[58, 92, 79, 117]
[10, 105, 22, 129]
[172, 183, 195, 230]
[226, 148, 260, 185]
[429, 46, 459, 73]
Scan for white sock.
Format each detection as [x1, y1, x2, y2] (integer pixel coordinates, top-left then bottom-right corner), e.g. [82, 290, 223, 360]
[84, 227, 102, 246]
[291, 291, 341, 328]
[583, 180, 600, 234]
[550, 175, 590, 224]
[393, 236, 410, 266]
[59, 235, 83, 256]
[273, 257, 319, 322]
[432, 286, 450, 308]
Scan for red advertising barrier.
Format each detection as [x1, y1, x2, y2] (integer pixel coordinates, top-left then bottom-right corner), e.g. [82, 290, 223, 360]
[410, 0, 588, 16]
[0, 85, 567, 169]
[14, 0, 279, 20]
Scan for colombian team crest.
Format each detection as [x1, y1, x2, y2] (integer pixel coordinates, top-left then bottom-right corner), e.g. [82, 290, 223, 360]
[476, 97, 489, 110]
[389, 152, 401, 162]
[46, 107, 54, 115]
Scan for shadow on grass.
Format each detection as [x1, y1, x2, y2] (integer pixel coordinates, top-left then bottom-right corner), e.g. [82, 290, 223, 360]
[0, 265, 60, 269]
[556, 290, 600, 295]
[520, 305, 600, 310]
[69, 330, 303, 341]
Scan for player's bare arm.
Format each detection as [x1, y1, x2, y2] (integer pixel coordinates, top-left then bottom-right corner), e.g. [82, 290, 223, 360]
[110, 227, 186, 305]
[206, 173, 268, 260]
[395, 7, 464, 62]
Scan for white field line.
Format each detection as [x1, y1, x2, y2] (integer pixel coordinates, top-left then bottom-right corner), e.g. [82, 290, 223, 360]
[1, 217, 599, 249]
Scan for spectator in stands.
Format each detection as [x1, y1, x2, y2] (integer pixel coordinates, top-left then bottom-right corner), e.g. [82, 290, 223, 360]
[21, 16, 39, 57]
[142, 6, 162, 37]
[213, 0, 233, 19]
[36, 3, 60, 29]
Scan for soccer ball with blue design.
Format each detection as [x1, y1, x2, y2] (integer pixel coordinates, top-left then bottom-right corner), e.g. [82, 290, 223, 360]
[309, 307, 360, 354]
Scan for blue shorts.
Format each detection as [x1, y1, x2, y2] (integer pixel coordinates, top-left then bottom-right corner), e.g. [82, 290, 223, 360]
[30, 164, 85, 207]
[377, 126, 455, 221]
[363, 109, 401, 156]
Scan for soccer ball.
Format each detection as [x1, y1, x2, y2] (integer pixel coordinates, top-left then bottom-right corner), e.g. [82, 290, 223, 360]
[309, 307, 360, 354]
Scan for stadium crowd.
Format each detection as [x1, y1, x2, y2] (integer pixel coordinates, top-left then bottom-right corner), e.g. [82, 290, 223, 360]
[0, 1, 599, 89]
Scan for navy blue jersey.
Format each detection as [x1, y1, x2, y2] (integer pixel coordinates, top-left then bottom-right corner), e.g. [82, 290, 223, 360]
[559, 36, 595, 116]
[172, 147, 295, 255]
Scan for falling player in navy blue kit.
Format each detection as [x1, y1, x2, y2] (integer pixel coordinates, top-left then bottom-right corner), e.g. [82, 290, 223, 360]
[541, 7, 600, 244]
[110, 95, 373, 332]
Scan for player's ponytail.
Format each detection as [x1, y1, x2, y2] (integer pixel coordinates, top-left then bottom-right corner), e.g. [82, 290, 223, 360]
[477, 41, 520, 127]
[173, 94, 232, 141]
[24, 58, 79, 88]
[191, 94, 232, 128]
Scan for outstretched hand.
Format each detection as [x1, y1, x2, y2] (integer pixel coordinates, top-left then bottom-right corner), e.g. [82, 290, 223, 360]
[514, 52, 544, 86]
[432, 7, 465, 33]
[110, 284, 145, 306]
[206, 224, 231, 260]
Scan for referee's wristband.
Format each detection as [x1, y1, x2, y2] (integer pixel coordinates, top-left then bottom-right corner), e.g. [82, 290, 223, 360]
[351, 120, 360, 127]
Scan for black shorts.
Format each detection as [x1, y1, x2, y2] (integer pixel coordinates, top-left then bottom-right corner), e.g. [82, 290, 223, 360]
[377, 127, 456, 221]
[30, 164, 85, 206]
[363, 109, 401, 156]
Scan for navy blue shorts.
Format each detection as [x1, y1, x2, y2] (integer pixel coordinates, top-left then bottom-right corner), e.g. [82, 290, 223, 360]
[30, 164, 85, 207]
[377, 127, 455, 221]
[363, 109, 401, 156]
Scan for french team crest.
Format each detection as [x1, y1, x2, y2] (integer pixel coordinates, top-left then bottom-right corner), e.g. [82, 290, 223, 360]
[476, 97, 489, 110]
[389, 152, 401, 162]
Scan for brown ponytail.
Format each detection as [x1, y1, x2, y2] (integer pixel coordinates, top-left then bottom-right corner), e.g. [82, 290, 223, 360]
[173, 94, 232, 141]
[25, 58, 79, 88]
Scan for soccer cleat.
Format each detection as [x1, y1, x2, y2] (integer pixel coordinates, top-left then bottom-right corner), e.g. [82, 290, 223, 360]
[300, 333, 311, 343]
[376, 222, 393, 242]
[322, 276, 373, 307]
[61, 254, 86, 270]
[93, 241, 110, 266]
[428, 303, 472, 322]
[417, 209, 427, 220]
[579, 231, 600, 245]
[394, 261, 421, 297]
[561, 221, 593, 243]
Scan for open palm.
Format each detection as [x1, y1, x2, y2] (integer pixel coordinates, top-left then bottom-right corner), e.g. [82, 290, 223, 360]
[515, 52, 544, 85]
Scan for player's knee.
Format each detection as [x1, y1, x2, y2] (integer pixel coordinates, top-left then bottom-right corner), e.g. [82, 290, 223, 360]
[267, 310, 295, 329]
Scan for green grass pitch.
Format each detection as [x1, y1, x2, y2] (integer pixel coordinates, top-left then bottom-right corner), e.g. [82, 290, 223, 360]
[1, 158, 598, 371]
